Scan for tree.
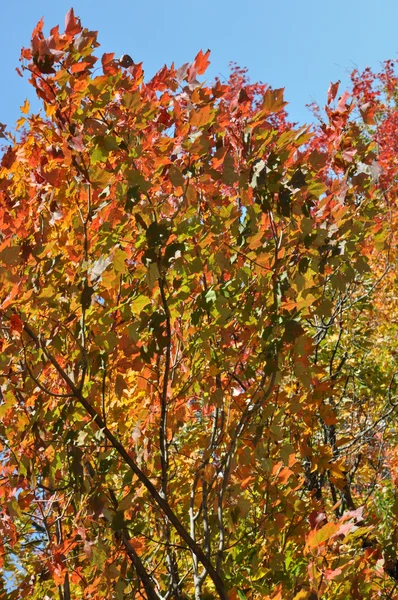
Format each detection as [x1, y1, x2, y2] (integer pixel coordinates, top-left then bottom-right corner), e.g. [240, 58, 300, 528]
[0, 8, 397, 599]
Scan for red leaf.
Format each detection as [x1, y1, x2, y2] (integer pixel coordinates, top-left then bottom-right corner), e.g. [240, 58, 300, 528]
[102, 53, 118, 75]
[193, 49, 211, 75]
[42, 167, 63, 187]
[309, 511, 327, 530]
[327, 80, 340, 104]
[131, 62, 144, 83]
[10, 314, 23, 334]
[1, 147, 16, 169]
[238, 88, 250, 103]
[359, 102, 376, 125]
[65, 8, 82, 36]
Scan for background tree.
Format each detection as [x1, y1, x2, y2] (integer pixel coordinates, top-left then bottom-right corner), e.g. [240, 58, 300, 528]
[0, 9, 397, 600]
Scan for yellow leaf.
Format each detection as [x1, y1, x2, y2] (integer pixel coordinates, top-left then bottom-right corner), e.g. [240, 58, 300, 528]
[16, 117, 26, 130]
[113, 248, 128, 275]
[20, 99, 30, 114]
[293, 591, 310, 600]
[252, 566, 269, 581]
[329, 460, 347, 480]
[45, 102, 57, 117]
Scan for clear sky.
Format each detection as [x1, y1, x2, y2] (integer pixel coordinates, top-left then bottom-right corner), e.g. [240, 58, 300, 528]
[1, 0, 397, 130]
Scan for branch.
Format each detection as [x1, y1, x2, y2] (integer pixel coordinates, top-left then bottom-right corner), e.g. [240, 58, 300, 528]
[108, 488, 162, 600]
[22, 320, 227, 600]
[122, 537, 161, 600]
[216, 369, 276, 570]
[159, 275, 182, 598]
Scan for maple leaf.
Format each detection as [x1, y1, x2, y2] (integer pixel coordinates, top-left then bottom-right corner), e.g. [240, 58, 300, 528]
[193, 49, 211, 75]
[1, 146, 16, 168]
[65, 8, 82, 36]
[10, 314, 23, 334]
[327, 80, 340, 104]
[102, 52, 118, 75]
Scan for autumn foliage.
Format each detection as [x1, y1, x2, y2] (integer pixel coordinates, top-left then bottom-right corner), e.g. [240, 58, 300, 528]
[0, 8, 398, 600]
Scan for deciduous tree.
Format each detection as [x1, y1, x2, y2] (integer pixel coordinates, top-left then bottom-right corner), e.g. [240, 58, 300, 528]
[0, 9, 397, 599]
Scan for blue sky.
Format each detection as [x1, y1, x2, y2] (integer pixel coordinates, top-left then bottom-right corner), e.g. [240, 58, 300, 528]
[1, 0, 397, 129]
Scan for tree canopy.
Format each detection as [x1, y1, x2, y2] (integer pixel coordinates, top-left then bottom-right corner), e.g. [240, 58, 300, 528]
[0, 8, 397, 600]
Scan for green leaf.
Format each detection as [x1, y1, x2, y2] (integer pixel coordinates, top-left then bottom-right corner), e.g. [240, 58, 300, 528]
[126, 169, 151, 192]
[91, 145, 108, 165]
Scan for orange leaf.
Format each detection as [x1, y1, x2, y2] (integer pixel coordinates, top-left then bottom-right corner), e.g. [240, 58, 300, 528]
[278, 467, 294, 485]
[305, 521, 340, 553]
[190, 104, 214, 128]
[241, 475, 255, 490]
[193, 49, 211, 75]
